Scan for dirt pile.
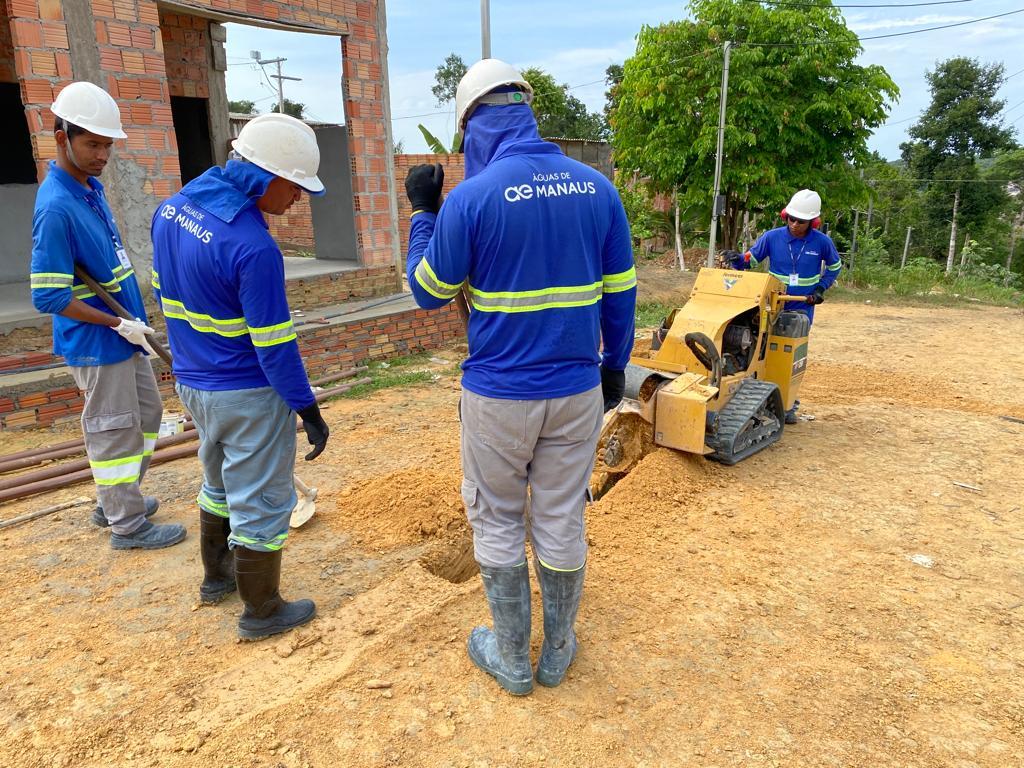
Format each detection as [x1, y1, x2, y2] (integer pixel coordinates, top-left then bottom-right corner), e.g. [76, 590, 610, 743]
[329, 465, 466, 550]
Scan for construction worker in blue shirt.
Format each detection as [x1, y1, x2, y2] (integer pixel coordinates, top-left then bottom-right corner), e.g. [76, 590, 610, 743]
[724, 188, 842, 422]
[150, 114, 329, 641]
[405, 59, 637, 695]
[30, 81, 185, 551]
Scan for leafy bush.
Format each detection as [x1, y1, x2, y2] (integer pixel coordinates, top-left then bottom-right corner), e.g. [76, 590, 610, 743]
[616, 182, 670, 256]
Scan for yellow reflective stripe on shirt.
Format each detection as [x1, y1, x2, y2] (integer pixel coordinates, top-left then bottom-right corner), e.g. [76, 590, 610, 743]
[769, 270, 819, 287]
[161, 297, 249, 337]
[414, 258, 462, 300]
[151, 269, 160, 290]
[30, 272, 74, 289]
[72, 269, 134, 299]
[827, 261, 842, 272]
[603, 266, 637, 294]
[467, 281, 604, 313]
[248, 319, 297, 347]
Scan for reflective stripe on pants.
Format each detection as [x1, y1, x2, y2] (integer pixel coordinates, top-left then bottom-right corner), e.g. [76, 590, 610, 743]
[176, 384, 296, 552]
[70, 353, 163, 535]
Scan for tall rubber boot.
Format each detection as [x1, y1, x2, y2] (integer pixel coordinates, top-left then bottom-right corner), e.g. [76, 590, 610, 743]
[467, 563, 533, 696]
[199, 510, 236, 604]
[234, 547, 316, 641]
[534, 561, 586, 687]
[785, 399, 800, 425]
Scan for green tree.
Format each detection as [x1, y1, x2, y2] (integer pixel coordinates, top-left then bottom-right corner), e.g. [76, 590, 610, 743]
[520, 67, 603, 140]
[602, 63, 624, 140]
[270, 98, 305, 119]
[612, 0, 898, 250]
[432, 53, 469, 106]
[228, 99, 256, 115]
[900, 58, 1016, 272]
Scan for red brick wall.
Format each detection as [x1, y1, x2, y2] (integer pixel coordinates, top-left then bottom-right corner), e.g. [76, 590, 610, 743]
[268, 196, 315, 249]
[0, 10, 16, 83]
[159, 10, 209, 99]
[7, 0, 395, 269]
[285, 264, 398, 310]
[393, 153, 465, 257]
[0, 300, 463, 430]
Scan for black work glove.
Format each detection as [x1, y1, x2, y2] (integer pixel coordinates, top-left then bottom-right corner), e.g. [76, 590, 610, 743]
[405, 163, 445, 214]
[296, 403, 329, 461]
[806, 286, 826, 305]
[600, 366, 626, 412]
[722, 250, 745, 269]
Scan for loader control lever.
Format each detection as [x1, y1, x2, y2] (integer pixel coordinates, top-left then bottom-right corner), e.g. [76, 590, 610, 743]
[684, 332, 723, 390]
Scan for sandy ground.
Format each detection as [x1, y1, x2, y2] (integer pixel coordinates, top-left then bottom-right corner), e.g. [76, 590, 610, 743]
[2, 282, 1024, 768]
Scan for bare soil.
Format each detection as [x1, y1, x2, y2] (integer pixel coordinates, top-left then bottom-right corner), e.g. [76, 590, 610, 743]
[2, 284, 1024, 768]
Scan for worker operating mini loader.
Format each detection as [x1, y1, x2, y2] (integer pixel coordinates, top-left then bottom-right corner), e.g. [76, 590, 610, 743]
[150, 114, 330, 641]
[404, 59, 637, 695]
[723, 189, 842, 422]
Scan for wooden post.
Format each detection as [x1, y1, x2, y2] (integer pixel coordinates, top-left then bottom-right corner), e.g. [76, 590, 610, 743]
[945, 187, 960, 274]
[901, 226, 912, 270]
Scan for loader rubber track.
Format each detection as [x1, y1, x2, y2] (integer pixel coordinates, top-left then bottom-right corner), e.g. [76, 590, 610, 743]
[706, 379, 784, 466]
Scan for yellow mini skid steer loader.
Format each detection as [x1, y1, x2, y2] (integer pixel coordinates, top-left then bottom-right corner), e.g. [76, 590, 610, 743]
[595, 267, 811, 481]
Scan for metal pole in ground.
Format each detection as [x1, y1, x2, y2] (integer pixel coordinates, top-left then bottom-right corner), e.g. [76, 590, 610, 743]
[481, 0, 491, 58]
[707, 40, 732, 268]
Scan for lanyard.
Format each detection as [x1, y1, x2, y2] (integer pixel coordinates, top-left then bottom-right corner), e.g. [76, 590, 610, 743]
[82, 190, 124, 252]
[788, 237, 807, 274]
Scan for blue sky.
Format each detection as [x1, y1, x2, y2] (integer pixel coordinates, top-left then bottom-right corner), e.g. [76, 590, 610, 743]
[224, 1, 1024, 160]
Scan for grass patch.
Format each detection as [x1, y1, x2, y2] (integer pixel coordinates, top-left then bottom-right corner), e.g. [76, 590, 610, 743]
[324, 353, 449, 400]
[636, 301, 674, 328]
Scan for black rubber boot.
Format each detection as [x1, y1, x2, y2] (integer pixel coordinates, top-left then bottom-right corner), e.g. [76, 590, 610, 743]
[467, 563, 533, 696]
[234, 547, 315, 641]
[199, 510, 236, 604]
[785, 399, 800, 424]
[534, 561, 586, 687]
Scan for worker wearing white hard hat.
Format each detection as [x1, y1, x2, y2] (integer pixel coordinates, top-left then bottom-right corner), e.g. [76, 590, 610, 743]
[150, 112, 327, 642]
[30, 81, 186, 551]
[405, 58, 637, 695]
[723, 188, 843, 421]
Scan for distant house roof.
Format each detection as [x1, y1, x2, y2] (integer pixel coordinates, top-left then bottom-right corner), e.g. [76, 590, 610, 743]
[543, 137, 609, 146]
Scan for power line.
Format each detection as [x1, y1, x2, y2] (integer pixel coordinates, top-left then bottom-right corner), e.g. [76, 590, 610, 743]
[751, 0, 980, 7]
[744, 7, 1024, 45]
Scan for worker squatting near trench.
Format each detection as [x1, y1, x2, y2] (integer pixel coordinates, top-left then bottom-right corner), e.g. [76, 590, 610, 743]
[6, 60, 1024, 768]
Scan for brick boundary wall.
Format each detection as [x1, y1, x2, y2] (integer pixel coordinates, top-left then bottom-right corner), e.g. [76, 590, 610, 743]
[267, 196, 316, 250]
[0, 301, 464, 430]
[393, 153, 465, 259]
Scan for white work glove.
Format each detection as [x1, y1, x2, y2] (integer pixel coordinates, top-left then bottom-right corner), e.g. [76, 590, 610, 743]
[113, 318, 156, 357]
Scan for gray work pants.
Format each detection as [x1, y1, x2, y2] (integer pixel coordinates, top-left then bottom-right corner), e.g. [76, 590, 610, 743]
[459, 385, 603, 571]
[70, 353, 162, 534]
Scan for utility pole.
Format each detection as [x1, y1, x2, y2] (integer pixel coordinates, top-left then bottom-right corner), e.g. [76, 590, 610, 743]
[707, 40, 732, 268]
[900, 226, 912, 269]
[481, 0, 491, 58]
[251, 51, 301, 115]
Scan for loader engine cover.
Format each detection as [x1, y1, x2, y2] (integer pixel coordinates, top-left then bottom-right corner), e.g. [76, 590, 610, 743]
[652, 372, 717, 455]
[763, 311, 810, 411]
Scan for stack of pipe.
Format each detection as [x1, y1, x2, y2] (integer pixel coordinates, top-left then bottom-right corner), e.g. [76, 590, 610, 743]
[0, 366, 370, 504]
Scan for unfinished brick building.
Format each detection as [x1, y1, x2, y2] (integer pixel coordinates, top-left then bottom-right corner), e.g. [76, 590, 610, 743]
[0, 0, 400, 290]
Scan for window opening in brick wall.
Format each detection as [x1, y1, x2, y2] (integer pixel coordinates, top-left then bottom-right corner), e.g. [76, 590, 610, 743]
[0, 83, 38, 185]
[170, 96, 214, 184]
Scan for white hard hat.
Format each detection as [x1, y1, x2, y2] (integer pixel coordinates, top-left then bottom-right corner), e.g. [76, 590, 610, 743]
[232, 113, 324, 195]
[455, 58, 534, 130]
[785, 189, 822, 221]
[51, 81, 126, 139]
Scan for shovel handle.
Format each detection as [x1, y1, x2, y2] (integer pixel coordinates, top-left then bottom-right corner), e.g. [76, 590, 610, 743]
[293, 475, 317, 501]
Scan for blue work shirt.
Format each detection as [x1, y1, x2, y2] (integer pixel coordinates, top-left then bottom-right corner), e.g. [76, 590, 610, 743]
[407, 103, 637, 400]
[30, 161, 149, 366]
[150, 160, 314, 412]
[745, 226, 842, 321]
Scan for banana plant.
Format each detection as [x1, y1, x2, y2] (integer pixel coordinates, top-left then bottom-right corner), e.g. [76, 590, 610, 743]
[418, 124, 462, 153]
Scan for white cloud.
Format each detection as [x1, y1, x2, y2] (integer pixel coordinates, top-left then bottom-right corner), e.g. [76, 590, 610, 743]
[849, 14, 973, 33]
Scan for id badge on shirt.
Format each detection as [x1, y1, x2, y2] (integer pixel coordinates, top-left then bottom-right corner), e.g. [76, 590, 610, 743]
[789, 273, 799, 287]
[115, 248, 132, 270]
